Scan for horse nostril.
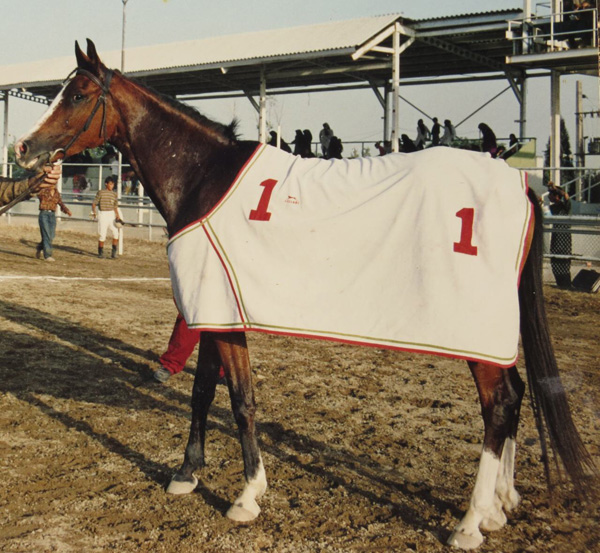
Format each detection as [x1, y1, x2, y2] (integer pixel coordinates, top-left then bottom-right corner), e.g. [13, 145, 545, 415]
[15, 140, 28, 159]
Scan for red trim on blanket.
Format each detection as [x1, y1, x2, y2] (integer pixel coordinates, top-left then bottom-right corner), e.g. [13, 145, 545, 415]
[516, 172, 534, 286]
[202, 225, 248, 328]
[188, 326, 518, 368]
[169, 144, 264, 240]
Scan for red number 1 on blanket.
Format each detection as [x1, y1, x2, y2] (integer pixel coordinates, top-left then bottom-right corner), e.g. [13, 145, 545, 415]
[454, 207, 478, 256]
[249, 179, 278, 221]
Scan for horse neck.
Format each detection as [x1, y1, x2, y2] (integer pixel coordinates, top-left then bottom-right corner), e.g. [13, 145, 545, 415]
[108, 76, 234, 231]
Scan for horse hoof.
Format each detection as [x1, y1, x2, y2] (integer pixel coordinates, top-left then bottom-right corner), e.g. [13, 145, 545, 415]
[480, 513, 506, 532]
[166, 475, 198, 495]
[447, 529, 484, 550]
[501, 489, 521, 512]
[226, 499, 260, 522]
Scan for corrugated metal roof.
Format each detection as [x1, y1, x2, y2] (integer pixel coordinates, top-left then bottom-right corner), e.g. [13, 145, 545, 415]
[1, 9, 594, 101]
[415, 8, 523, 23]
[0, 14, 400, 89]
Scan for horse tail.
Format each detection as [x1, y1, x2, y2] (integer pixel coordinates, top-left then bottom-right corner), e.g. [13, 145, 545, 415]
[518, 187, 596, 492]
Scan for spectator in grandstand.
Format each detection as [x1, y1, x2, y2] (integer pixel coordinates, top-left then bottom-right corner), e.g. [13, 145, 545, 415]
[567, 1, 595, 48]
[478, 122, 498, 157]
[291, 129, 306, 156]
[414, 119, 431, 150]
[302, 130, 316, 157]
[440, 119, 457, 146]
[35, 166, 72, 262]
[319, 122, 334, 157]
[375, 141, 387, 156]
[431, 117, 441, 146]
[327, 136, 344, 159]
[502, 133, 521, 159]
[92, 175, 122, 259]
[267, 131, 292, 153]
[400, 134, 417, 153]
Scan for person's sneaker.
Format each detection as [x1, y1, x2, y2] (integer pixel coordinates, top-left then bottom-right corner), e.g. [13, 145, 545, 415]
[35, 248, 42, 259]
[153, 367, 172, 383]
[45, 256, 56, 262]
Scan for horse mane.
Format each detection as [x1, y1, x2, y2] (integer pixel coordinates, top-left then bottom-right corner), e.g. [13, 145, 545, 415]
[128, 75, 239, 143]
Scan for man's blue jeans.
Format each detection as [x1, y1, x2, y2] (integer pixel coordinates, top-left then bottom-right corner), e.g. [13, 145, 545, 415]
[38, 210, 57, 259]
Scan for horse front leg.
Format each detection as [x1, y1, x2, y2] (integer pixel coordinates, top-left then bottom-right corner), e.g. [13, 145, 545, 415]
[448, 363, 524, 550]
[215, 331, 266, 522]
[167, 332, 221, 495]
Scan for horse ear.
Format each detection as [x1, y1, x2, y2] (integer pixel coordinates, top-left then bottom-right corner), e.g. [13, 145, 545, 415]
[75, 41, 91, 69]
[86, 39, 101, 65]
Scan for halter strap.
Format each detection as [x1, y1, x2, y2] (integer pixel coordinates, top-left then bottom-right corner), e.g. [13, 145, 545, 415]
[58, 67, 114, 158]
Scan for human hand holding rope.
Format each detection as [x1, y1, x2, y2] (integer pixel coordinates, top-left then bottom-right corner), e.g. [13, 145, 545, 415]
[0, 164, 62, 216]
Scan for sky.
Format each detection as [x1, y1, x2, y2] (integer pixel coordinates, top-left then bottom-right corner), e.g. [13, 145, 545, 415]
[1, 0, 599, 159]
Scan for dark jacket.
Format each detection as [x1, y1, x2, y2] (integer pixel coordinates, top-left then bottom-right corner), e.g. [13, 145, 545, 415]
[0, 177, 30, 207]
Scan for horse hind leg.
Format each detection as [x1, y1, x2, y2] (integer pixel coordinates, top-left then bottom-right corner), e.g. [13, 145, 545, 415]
[215, 332, 267, 522]
[448, 363, 524, 550]
[493, 367, 525, 515]
[167, 333, 221, 495]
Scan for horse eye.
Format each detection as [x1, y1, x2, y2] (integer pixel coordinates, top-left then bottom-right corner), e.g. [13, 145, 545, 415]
[72, 93, 85, 104]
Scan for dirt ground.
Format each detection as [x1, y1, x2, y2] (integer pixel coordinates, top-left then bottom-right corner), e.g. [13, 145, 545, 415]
[0, 223, 598, 553]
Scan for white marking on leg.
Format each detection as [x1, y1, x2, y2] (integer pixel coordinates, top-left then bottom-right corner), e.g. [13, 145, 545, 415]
[448, 449, 500, 550]
[226, 456, 267, 522]
[496, 437, 520, 512]
[166, 474, 198, 495]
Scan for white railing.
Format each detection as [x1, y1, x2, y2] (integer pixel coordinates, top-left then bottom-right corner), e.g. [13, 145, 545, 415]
[506, 6, 598, 54]
[2, 162, 600, 254]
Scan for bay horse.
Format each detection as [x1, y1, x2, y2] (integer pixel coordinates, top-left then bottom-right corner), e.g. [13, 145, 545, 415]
[15, 40, 595, 550]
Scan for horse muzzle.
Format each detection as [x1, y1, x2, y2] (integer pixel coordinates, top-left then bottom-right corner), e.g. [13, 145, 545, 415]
[14, 139, 64, 171]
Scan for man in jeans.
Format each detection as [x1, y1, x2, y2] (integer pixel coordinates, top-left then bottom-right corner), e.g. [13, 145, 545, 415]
[36, 174, 72, 261]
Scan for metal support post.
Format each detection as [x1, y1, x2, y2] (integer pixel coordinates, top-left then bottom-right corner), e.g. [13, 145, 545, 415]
[575, 81, 584, 201]
[390, 23, 400, 153]
[550, 70, 561, 187]
[258, 67, 267, 143]
[519, 77, 527, 140]
[2, 94, 8, 178]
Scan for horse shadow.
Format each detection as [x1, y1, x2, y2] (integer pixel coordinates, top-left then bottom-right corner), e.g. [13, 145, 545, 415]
[0, 299, 460, 538]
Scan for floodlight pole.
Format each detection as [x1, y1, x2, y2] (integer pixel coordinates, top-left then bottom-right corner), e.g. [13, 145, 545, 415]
[121, 0, 129, 73]
[550, 70, 561, 187]
[2, 94, 8, 178]
[390, 23, 400, 153]
[118, 0, 130, 254]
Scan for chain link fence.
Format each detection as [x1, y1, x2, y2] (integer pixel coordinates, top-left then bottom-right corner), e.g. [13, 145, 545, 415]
[542, 215, 600, 285]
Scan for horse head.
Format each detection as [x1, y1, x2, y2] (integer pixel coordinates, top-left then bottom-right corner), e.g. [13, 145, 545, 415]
[16, 39, 118, 171]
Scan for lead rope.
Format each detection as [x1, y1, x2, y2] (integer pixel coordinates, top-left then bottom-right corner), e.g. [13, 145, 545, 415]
[0, 172, 46, 216]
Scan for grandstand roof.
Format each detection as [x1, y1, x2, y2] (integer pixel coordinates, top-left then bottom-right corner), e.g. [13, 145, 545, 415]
[0, 8, 596, 103]
[0, 10, 523, 101]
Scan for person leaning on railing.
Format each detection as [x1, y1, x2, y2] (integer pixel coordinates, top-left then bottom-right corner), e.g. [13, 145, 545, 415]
[0, 165, 62, 207]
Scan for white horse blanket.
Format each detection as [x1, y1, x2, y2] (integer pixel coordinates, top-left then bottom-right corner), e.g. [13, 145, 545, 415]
[167, 145, 532, 367]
